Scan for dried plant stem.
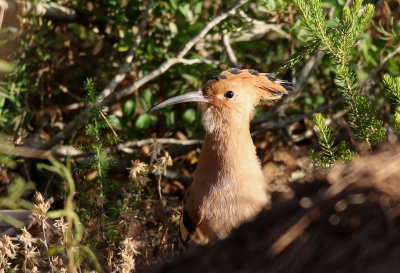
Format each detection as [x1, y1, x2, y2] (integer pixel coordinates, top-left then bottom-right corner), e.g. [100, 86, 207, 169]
[100, 110, 119, 139]
[66, 200, 76, 273]
[157, 175, 167, 221]
[41, 223, 54, 272]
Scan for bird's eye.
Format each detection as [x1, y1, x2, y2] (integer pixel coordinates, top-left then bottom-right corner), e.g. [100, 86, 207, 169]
[225, 90, 234, 99]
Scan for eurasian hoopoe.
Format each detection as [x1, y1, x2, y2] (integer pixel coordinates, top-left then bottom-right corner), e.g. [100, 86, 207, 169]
[148, 68, 293, 246]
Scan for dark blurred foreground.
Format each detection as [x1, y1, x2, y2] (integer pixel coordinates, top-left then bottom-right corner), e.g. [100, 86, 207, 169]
[148, 139, 400, 273]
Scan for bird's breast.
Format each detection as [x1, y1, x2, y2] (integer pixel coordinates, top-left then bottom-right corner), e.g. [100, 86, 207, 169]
[183, 128, 269, 243]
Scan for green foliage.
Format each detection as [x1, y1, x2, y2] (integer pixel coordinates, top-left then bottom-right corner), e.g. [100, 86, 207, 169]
[373, 16, 400, 41]
[0, 176, 34, 210]
[292, 0, 374, 65]
[0, 176, 34, 228]
[81, 78, 119, 177]
[395, 107, 400, 133]
[335, 66, 386, 144]
[183, 108, 196, 124]
[122, 98, 137, 121]
[383, 74, 400, 131]
[291, 0, 386, 147]
[75, 79, 145, 257]
[0, 141, 35, 226]
[0, 60, 14, 73]
[135, 114, 152, 131]
[121, 88, 157, 135]
[383, 74, 400, 104]
[335, 1, 375, 66]
[309, 113, 352, 169]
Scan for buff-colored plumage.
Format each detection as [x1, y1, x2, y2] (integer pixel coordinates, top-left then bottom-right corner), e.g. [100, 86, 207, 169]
[148, 68, 293, 246]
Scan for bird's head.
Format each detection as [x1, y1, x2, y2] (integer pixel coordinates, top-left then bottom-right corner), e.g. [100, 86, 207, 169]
[148, 68, 293, 133]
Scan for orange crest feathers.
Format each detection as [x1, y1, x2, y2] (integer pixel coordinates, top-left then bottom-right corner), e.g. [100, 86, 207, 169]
[219, 68, 294, 102]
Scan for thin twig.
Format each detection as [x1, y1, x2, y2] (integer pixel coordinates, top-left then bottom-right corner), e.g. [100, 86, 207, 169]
[120, 138, 203, 147]
[251, 98, 343, 136]
[156, 217, 171, 257]
[50, 138, 203, 158]
[362, 43, 400, 90]
[269, 207, 321, 255]
[40, 0, 249, 150]
[223, 31, 239, 67]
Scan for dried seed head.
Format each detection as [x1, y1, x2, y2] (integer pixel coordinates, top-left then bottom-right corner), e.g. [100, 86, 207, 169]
[151, 151, 173, 176]
[0, 235, 19, 270]
[164, 152, 173, 166]
[128, 160, 148, 181]
[33, 192, 51, 223]
[54, 217, 68, 244]
[118, 237, 140, 273]
[19, 227, 37, 249]
[24, 246, 40, 261]
[1, 235, 19, 259]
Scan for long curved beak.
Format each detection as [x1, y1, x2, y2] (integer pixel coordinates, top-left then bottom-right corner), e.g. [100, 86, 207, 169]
[147, 91, 210, 113]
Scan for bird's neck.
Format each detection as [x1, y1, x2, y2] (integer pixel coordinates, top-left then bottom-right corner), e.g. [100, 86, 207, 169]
[193, 121, 265, 192]
[204, 123, 253, 157]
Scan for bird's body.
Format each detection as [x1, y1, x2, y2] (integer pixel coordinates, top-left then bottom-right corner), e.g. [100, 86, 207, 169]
[148, 68, 293, 246]
[180, 131, 268, 244]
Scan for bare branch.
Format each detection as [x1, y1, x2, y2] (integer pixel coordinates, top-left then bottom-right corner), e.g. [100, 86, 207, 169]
[0, 144, 51, 160]
[179, 58, 221, 65]
[109, 138, 203, 154]
[176, 0, 248, 60]
[51, 138, 204, 159]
